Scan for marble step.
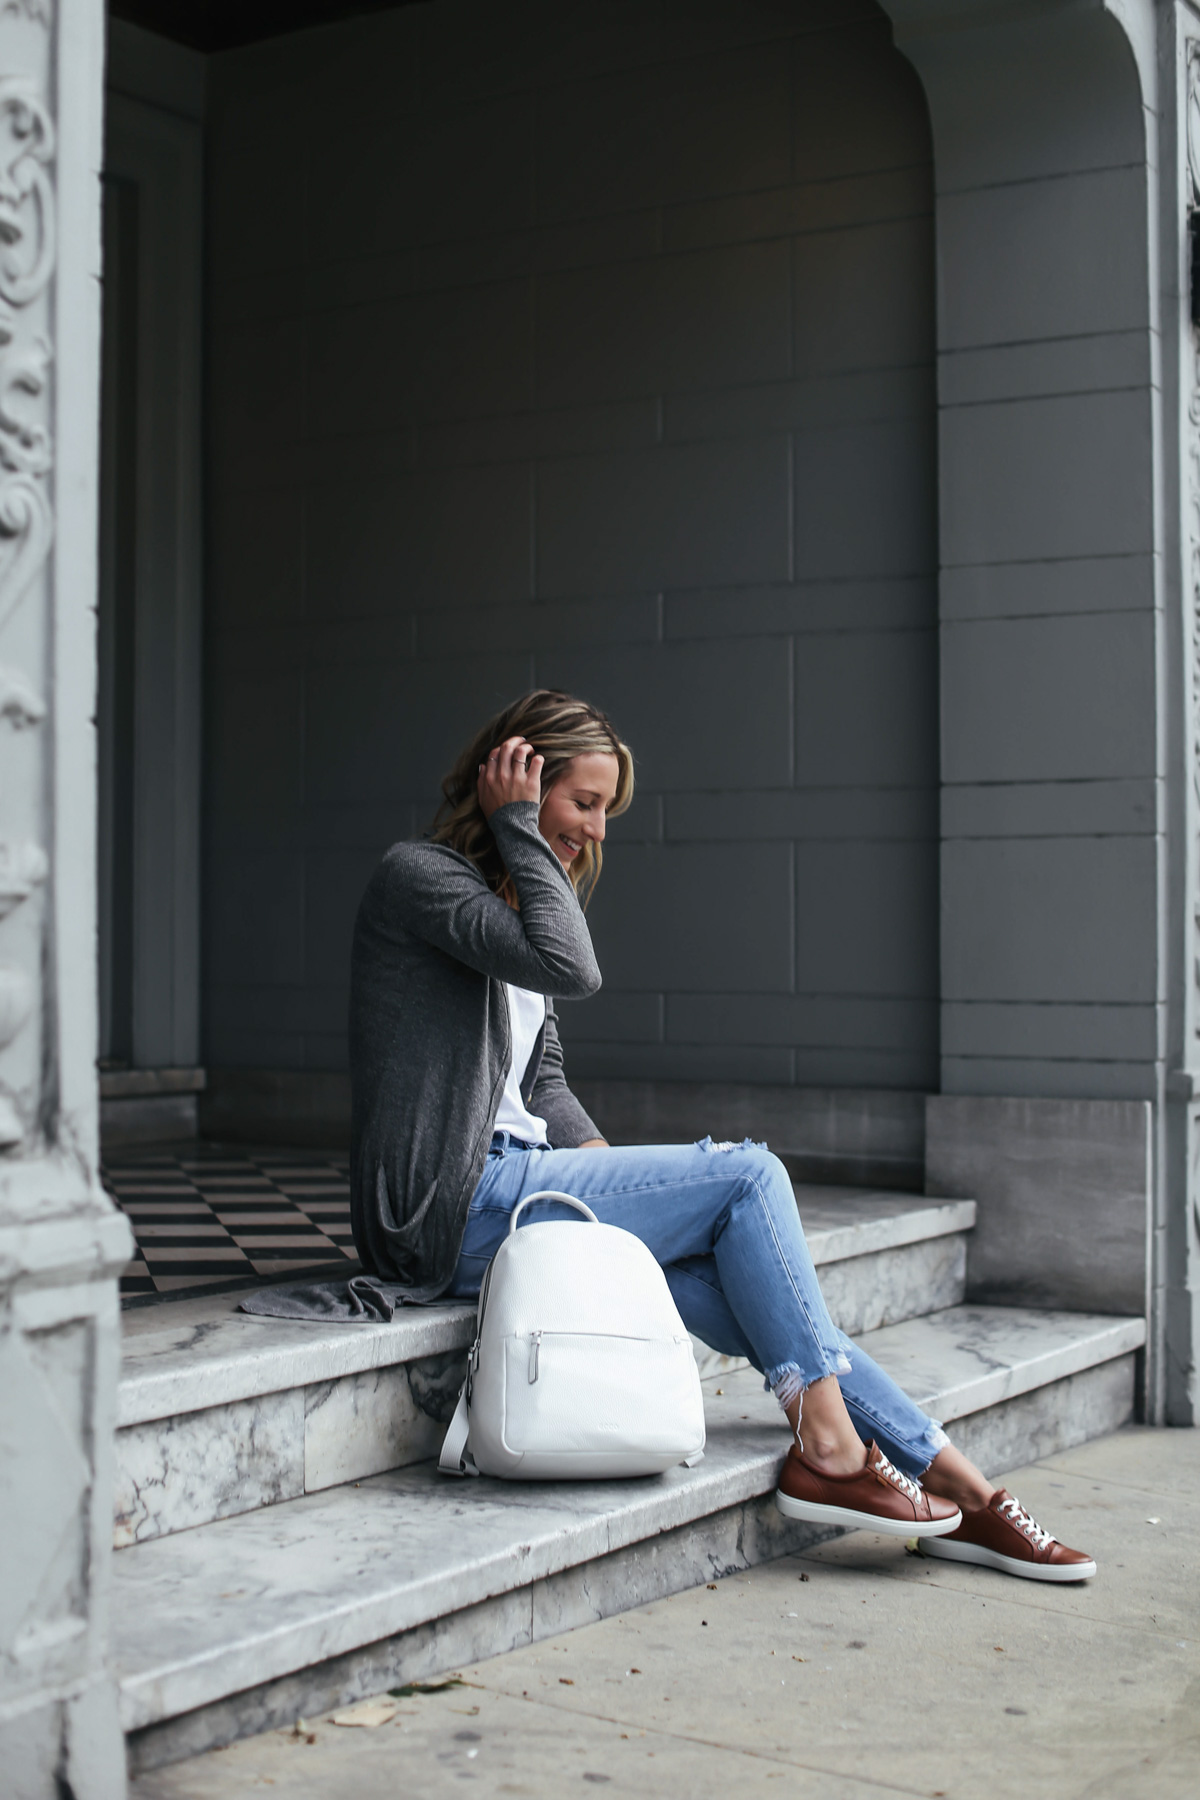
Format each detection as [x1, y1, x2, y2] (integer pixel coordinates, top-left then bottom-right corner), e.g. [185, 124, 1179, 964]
[114, 1187, 975, 1546]
[115, 1303, 1143, 1774]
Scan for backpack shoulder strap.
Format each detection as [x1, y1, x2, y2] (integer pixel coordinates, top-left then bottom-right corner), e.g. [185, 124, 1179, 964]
[438, 1385, 478, 1477]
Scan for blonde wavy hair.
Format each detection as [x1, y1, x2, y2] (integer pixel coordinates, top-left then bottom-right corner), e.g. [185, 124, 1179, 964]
[430, 690, 634, 905]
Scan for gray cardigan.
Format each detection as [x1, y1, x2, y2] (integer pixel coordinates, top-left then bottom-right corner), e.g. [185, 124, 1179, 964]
[347, 802, 602, 1299]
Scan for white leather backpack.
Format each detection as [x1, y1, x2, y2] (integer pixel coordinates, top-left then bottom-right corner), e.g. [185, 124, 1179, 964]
[439, 1191, 706, 1480]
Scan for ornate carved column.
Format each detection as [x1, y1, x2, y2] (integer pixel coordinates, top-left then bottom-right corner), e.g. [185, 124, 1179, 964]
[0, 3, 132, 1795]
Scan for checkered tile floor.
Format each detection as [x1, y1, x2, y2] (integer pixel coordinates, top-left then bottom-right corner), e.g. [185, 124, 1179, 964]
[102, 1143, 359, 1306]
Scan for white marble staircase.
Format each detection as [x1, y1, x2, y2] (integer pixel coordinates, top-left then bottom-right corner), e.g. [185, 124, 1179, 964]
[112, 1182, 1145, 1774]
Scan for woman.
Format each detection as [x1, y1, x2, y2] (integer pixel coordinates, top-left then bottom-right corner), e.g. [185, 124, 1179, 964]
[349, 689, 1094, 1582]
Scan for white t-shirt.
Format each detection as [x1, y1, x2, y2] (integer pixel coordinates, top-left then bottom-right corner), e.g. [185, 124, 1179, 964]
[494, 982, 550, 1145]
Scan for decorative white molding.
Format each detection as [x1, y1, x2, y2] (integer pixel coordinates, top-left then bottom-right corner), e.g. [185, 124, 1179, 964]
[0, 318, 50, 471]
[1189, 41, 1200, 207]
[0, 834, 46, 916]
[0, 657, 43, 723]
[0, 79, 55, 305]
[0, 1323, 91, 1655]
[1187, 40, 1200, 1046]
[0, 1093, 19, 1142]
[0, 48, 55, 1158]
[0, 824, 44, 1143]
[0, 79, 53, 640]
[0, 1, 131, 1783]
[0, 463, 50, 631]
[0, 961, 30, 1043]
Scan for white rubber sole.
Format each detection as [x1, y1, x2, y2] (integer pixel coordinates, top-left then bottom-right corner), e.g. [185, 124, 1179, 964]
[775, 1490, 962, 1539]
[918, 1537, 1097, 1581]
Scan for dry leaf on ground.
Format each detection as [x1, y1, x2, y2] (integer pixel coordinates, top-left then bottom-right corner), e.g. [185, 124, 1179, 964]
[329, 1698, 399, 1729]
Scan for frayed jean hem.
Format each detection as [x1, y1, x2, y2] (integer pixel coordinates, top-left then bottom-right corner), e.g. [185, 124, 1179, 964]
[841, 1394, 951, 1480]
[766, 1353, 852, 1413]
[766, 1356, 950, 1479]
[695, 1134, 767, 1154]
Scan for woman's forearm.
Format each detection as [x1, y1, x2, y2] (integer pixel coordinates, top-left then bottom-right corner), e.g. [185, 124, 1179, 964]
[488, 805, 602, 994]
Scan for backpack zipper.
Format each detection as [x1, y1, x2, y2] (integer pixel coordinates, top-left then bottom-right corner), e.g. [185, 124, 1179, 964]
[524, 1329, 687, 1385]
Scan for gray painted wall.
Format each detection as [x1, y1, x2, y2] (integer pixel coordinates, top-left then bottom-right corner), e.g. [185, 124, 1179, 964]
[203, 0, 938, 1090]
[101, 30, 205, 1073]
[887, 2, 1160, 1105]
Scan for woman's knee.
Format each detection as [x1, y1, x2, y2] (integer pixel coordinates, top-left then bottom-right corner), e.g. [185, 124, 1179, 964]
[746, 1145, 794, 1204]
[696, 1138, 780, 1176]
[712, 1143, 795, 1214]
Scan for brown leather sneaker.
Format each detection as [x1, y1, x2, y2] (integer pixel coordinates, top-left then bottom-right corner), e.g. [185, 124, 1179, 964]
[776, 1439, 962, 1538]
[919, 1488, 1096, 1581]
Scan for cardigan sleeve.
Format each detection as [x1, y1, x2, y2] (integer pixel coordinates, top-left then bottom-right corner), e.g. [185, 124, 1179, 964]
[380, 803, 602, 999]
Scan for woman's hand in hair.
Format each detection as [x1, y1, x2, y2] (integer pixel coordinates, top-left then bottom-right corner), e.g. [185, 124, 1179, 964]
[477, 736, 544, 820]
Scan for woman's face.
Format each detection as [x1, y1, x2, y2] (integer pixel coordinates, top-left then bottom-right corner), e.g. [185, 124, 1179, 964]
[539, 751, 620, 871]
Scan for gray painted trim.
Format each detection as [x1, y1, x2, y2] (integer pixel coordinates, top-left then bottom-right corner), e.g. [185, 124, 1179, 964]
[100, 1066, 206, 1097]
[572, 1078, 926, 1189]
[199, 1069, 928, 1189]
[100, 1093, 199, 1148]
[104, 92, 204, 1071]
[1157, 6, 1200, 1434]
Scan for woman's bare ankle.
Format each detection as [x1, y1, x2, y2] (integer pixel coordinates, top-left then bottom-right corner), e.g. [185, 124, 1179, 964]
[922, 1443, 994, 1511]
[799, 1434, 868, 1477]
[782, 1373, 868, 1476]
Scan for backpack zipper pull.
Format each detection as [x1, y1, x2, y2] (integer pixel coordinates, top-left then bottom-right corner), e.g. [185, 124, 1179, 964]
[528, 1330, 542, 1383]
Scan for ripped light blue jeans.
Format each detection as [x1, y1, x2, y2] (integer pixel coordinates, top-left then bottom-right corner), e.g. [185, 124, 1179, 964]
[450, 1133, 949, 1479]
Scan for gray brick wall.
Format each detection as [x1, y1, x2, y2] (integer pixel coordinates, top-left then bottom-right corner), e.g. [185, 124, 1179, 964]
[203, 0, 937, 1088]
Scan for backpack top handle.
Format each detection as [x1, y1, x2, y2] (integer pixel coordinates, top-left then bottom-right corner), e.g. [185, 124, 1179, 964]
[507, 1190, 600, 1234]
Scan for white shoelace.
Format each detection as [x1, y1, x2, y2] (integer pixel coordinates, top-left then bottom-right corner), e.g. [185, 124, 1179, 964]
[997, 1494, 1055, 1550]
[872, 1450, 922, 1504]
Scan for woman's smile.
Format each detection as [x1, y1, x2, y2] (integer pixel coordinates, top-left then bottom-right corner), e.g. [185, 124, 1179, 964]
[537, 750, 621, 871]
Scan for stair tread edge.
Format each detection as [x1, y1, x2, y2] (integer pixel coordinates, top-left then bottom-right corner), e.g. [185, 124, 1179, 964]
[113, 1305, 1143, 1729]
[117, 1199, 978, 1427]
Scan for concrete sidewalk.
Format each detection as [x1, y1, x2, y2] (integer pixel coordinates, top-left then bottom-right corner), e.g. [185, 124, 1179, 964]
[133, 1425, 1198, 1800]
